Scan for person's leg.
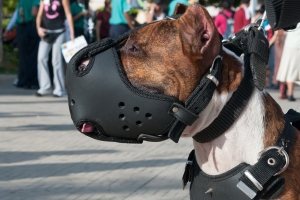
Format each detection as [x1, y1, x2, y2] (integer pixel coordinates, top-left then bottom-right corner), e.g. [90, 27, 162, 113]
[27, 23, 40, 88]
[51, 33, 66, 97]
[279, 82, 287, 99]
[37, 39, 52, 95]
[287, 82, 296, 101]
[16, 24, 27, 87]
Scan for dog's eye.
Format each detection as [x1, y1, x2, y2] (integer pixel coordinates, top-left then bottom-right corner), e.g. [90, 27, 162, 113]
[129, 45, 139, 52]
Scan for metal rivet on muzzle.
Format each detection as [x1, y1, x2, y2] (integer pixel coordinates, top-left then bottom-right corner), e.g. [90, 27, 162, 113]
[172, 107, 179, 113]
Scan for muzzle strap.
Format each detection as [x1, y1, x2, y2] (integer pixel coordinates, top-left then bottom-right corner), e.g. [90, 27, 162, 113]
[168, 103, 199, 126]
[169, 47, 223, 143]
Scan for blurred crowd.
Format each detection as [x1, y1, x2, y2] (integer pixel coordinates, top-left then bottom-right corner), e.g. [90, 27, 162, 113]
[2, 0, 300, 100]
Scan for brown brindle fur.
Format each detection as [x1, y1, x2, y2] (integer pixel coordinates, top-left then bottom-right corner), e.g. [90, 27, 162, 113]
[119, 4, 300, 199]
[263, 94, 300, 199]
[121, 5, 221, 101]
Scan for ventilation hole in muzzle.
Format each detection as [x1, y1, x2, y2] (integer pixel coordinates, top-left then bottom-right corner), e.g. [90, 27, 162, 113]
[133, 107, 140, 114]
[119, 114, 125, 120]
[118, 102, 125, 109]
[123, 126, 130, 131]
[70, 99, 75, 106]
[136, 121, 142, 127]
[145, 113, 152, 119]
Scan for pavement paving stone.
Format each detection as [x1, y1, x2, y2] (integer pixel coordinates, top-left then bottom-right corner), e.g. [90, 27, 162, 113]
[1, 75, 299, 200]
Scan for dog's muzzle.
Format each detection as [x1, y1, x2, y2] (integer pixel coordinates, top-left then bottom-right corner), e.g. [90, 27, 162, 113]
[66, 39, 188, 143]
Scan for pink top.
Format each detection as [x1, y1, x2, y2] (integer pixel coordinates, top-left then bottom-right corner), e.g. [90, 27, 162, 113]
[214, 10, 233, 36]
[233, 7, 251, 33]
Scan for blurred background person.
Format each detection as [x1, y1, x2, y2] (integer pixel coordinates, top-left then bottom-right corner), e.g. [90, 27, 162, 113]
[3, 9, 18, 44]
[276, 23, 300, 101]
[233, 0, 251, 33]
[273, 30, 287, 99]
[214, 0, 234, 39]
[3, 8, 18, 86]
[96, 0, 111, 41]
[83, 0, 95, 44]
[35, 0, 74, 97]
[168, 0, 189, 16]
[14, 0, 40, 89]
[147, 0, 166, 23]
[109, 0, 134, 38]
[71, 0, 90, 40]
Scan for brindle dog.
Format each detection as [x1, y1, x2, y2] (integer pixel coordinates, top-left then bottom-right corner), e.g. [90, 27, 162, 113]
[82, 4, 300, 199]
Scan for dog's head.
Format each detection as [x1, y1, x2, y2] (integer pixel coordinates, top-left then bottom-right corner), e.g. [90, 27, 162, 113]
[67, 4, 225, 142]
[120, 4, 221, 102]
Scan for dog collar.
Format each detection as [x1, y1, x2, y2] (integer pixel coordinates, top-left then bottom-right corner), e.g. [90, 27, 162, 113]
[192, 24, 270, 143]
[183, 109, 300, 199]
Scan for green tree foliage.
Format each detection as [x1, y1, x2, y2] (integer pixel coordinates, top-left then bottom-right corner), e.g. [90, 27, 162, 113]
[3, 0, 17, 15]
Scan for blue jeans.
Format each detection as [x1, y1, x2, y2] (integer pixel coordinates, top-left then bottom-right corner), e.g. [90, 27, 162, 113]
[109, 24, 130, 38]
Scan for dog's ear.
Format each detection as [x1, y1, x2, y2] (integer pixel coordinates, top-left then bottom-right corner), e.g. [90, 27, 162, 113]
[173, 4, 188, 15]
[178, 5, 221, 67]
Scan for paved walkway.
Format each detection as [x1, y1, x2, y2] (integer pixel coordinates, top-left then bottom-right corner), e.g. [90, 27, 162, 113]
[0, 74, 299, 200]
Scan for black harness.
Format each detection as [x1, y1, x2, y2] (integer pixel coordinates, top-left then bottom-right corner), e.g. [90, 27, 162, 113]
[66, 13, 300, 199]
[183, 109, 300, 200]
[182, 24, 300, 199]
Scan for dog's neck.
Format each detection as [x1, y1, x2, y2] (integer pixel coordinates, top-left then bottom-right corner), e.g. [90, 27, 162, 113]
[182, 47, 268, 175]
[193, 89, 265, 175]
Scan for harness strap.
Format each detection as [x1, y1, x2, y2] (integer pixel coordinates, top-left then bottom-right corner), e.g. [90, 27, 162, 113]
[182, 108, 300, 199]
[183, 150, 285, 200]
[238, 110, 300, 199]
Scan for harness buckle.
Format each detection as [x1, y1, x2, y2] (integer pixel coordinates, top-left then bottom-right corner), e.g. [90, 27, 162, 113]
[237, 180, 258, 199]
[244, 23, 260, 34]
[257, 146, 290, 176]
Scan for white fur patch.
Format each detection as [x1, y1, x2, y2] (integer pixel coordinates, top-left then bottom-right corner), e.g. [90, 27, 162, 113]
[185, 89, 265, 175]
[182, 48, 265, 175]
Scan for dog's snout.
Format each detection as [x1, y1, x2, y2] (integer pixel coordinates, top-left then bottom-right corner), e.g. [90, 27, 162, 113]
[78, 58, 90, 72]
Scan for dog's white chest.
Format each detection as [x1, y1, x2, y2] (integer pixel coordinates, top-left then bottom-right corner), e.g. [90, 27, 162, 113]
[190, 89, 265, 175]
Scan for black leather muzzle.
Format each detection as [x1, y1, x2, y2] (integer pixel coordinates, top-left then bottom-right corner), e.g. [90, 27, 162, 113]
[67, 45, 183, 143]
[66, 16, 222, 144]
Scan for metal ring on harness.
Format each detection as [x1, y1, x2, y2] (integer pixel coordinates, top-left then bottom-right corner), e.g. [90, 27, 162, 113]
[244, 23, 260, 33]
[257, 146, 290, 176]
